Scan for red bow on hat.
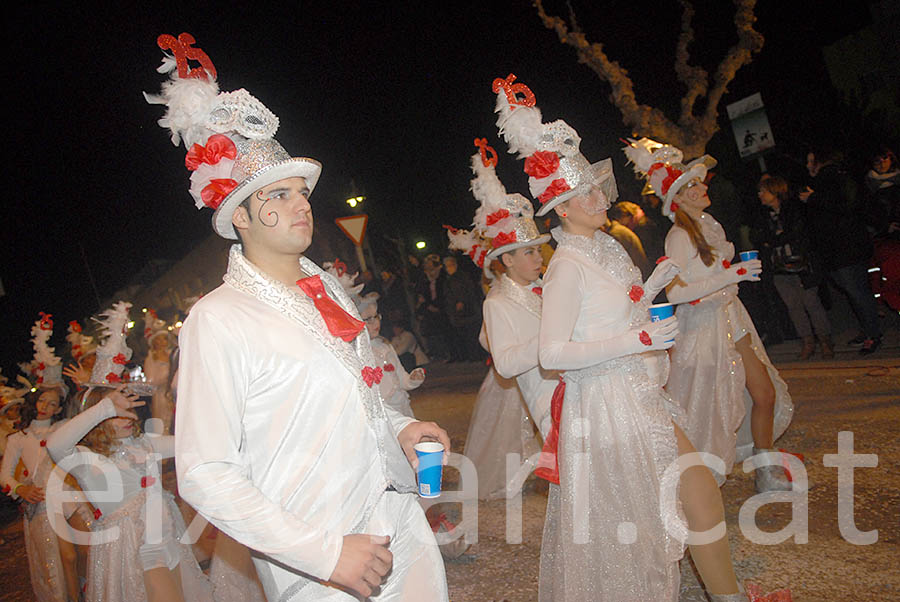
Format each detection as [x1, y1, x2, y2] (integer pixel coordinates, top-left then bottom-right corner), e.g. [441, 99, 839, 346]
[69, 320, 82, 333]
[486, 209, 510, 226]
[297, 276, 365, 342]
[492, 230, 517, 247]
[39, 312, 53, 330]
[185, 134, 237, 170]
[361, 366, 383, 387]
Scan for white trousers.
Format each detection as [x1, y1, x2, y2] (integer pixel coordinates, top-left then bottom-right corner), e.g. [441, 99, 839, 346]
[255, 490, 448, 602]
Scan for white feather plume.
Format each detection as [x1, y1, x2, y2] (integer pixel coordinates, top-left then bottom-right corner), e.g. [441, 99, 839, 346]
[495, 93, 543, 158]
[144, 62, 220, 149]
[30, 320, 60, 367]
[446, 226, 480, 254]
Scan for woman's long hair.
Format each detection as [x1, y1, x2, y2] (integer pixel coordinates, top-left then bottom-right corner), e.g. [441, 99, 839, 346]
[673, 208, 715, 267]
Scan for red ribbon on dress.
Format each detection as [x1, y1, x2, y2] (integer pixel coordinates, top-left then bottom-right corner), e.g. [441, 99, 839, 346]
[361, 366, 383, 387]
[383, 363, 396, 372]
[296, 275, 365, 342]
[141, 476, 156, 488]
[535, 375, 566, 485]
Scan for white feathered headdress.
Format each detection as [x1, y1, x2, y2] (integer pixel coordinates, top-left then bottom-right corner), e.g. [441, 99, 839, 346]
[492, 74, 616, 216]
[447, 138, 550, 273]
[87, 301, 134, 387]
[621, 137, 716, 221]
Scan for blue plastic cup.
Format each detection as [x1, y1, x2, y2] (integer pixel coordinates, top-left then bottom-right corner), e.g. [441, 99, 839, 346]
[414, 441, 444, 498]
[739, 250, 760, 279]
[649, 303, 676, 342]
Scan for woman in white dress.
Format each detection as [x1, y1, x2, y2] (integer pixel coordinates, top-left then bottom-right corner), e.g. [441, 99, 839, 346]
[1, 386, 74, 602]
[47, 386, 214, 602]
[491, 77, 752, 601]
[624, 139, 794, 491]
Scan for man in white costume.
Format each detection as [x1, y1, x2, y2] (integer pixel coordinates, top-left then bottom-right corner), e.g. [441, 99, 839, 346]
[146, 34, 449, 601]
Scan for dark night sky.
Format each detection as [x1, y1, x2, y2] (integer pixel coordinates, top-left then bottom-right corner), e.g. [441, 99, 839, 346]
[5, 1, 875, 372]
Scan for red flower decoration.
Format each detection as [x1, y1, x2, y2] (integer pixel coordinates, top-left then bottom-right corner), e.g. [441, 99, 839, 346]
[40, 440, 46, 447]
[655, 255, 670, 264]
[93, 508, 102, 520]
[185, 134, 237, 170]
[722, 259, 731, 269]
[112, 353, 127, 365]
[37, 362, 45, 371]
[383, 363, 396, 372]
[39, 312, 54, 330]
[737, 267, 747, 276]
[486, 209, 510, 226]
[69, 320, 82, 333]
[537, 178, 571, 205]
[331, 258, 348, 277]
[144, 327, 152, 338]
[532, 287, 542, 296]
[492, 230, 517, 248]
[639, 330, 652, 346]
[361, 366, 383, 387]
[523, 151, 560, 179]
[23, 470, 29, 477]
[36, 376, 43, 384]
[467, 244, 479, 260]
[689, 299, 701, 306]
[476, 250, 488, 268]
[106, 373, 121, 383]
[141, 476, 156, 488]
[201, 178, 238, 210]
[1, 485, 10, 494]
[669, 201, 680, 213]
[628, 285, 644, 303]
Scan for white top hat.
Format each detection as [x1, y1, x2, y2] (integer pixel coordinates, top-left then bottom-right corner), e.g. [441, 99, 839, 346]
[145, 33, 322, 240]
[492, 74, 618, 217]
[622, 137, 717, 221]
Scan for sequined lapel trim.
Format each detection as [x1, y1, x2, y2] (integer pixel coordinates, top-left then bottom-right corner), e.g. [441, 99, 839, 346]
[496, 274, 542, 319]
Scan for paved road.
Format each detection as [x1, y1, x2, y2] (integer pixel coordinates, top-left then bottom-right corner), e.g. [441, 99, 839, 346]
[1, 350, 897, 601]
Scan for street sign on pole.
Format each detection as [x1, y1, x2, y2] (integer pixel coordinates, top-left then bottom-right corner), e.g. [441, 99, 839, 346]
[726, 92, 775, 164]
[335, 214, 369, 271]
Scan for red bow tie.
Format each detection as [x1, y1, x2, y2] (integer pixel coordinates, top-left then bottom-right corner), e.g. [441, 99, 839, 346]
[297, 275, 365, 342]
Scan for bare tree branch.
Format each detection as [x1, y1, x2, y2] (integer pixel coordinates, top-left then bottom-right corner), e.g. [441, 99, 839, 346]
[534, 0, 764, 158]
[673, 0, 709, 124]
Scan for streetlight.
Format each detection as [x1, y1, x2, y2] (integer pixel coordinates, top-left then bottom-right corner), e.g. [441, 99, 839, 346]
[346, 195, 365, 208]
[415, 240, 426, 250]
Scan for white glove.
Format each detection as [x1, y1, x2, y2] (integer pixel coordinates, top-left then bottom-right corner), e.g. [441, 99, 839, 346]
[644, 258, 681, 297]
[666, 259, 761, 304]
[731, 259, 762, 282]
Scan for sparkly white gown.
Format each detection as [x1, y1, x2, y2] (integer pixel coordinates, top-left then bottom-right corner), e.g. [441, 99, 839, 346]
[1, 419, 69, 602]
[539, 227, 686, 601]
[665, 212, 793, 481]
[463, 365, 540, 500]
[46, 398, 213, 602]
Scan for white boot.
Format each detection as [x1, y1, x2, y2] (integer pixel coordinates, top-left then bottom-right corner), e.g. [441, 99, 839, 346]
[753, 447, 792, 492]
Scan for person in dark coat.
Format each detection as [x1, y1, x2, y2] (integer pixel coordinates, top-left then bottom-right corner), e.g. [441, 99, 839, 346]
[801, 148, 882, 354]
[442, 256, 484, 361]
